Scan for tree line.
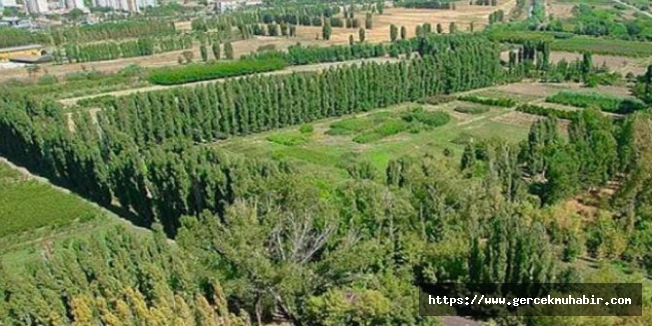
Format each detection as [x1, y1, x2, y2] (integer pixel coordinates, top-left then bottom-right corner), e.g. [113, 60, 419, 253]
[60, 36, 192, 63]
[2, 32, 652, 325]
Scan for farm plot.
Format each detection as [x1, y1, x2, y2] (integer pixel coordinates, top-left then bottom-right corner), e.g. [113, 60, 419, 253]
[296, 0, 518, 44]
[0, 159, 104, 239]
[217, 89, 529, 177]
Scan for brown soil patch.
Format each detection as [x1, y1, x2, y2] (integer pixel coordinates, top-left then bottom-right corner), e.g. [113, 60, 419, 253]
[549, 51, 648, 75]
[297, 0, 517, 44]
[491, 111, 541, 126]
[492, 81, 564, 98]
[547, 2, 576, 19]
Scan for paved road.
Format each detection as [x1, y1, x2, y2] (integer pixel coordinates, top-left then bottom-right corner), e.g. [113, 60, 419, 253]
[612, 0, 652, 18]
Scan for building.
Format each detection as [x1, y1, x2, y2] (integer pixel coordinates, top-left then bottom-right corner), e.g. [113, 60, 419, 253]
[25, 0, 49, 14]
[0, 44, 43, 61]
[93, 0, 155, 12]
[63, 0, 85, 10]
[214, 0, 261, 13]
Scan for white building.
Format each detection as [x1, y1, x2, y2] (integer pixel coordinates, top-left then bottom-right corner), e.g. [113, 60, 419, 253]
[64, 0, 85, 10]
[93, 0, 154, 12]
[25, 0, 49, 14]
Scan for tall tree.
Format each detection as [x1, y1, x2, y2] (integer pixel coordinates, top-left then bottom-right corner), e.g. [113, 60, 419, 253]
[390, 24, 398, 42]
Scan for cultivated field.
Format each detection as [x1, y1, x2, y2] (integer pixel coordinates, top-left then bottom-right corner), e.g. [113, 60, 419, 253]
[215, 81, 633, 180]
[0, 1, 517, 81]
[296, 1, 518, 44]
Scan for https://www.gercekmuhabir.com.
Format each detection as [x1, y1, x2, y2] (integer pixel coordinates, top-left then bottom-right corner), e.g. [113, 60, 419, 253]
[418, 283, 643, 317]
[428, 294, 634, 307]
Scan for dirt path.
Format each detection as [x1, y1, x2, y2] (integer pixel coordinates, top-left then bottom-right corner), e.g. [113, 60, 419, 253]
[59, 57, 399, 106]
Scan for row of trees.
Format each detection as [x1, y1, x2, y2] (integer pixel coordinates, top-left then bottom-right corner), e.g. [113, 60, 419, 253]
[60, 36, 192, 63]
[0, 27, 50, 48]
[52, 19, 177, 45]
[0, 35, 503, 234]
[3, 32, 652, 325]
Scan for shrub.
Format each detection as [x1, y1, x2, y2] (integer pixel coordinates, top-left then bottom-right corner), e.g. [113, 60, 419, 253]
[458, 95, 516, 107]
[402, 107, 451, 127]
[299, 124, 314, 134]
[148, 58, 287, 85]
[330, 117, 375, 133]
[352, 120, 409, 143]
[454, 106, 490, 115]
[267, 133, 309, 146]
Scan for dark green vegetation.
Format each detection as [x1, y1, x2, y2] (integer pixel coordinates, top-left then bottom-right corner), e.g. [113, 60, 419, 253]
[517, 103, 579, 120]
[327, 108, 451, 144]
[546, 91, 647, 114]
[454, 105, 490, 114]
[458, 94, 516, 107]
[3, 6, 652, 323]
[148, 57, 288, 85]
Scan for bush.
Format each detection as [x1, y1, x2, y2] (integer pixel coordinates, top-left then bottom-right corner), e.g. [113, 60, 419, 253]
[454, 106, 490, 115]
[267, 133, 309, 146]
[352, 119, 409, 143]
[402, 107, 451, 127]
[458, 94, 516, 107]
[299, 124, 314, 134]
[148, 58, 287, 85]
[330, 117, 375, 133]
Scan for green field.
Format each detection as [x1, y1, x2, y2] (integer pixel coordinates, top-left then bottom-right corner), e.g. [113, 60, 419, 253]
[0, 162, 103, 239]
[218, 98, 532, 179]
[551, 37, 652, 57]
[0, 161, 127, 275]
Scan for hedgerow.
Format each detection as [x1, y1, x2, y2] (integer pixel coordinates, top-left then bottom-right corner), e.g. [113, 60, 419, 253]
[458, 95, 516, 107]
[545, 91, 646, 114]
[149, 58, 288, 85]
[516, 104, 578, 120]
[454, 106, 490, 115]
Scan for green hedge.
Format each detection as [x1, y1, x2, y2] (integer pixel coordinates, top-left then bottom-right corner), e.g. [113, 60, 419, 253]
[516, 104, 578, 120]
[149, 58, 288, 85]
[454, 106, 490, 115]
[545, 91, 646, 114]
[458, 95, 516, 107]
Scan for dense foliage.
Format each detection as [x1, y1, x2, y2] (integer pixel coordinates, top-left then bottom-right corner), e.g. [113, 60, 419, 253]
[457, 94, 516, 107]
[0, 225, 248, 325]
[546, 91, 647, 114]
[148, 58, 288, 85]
[517, 104, 579, 120]
[3, 30, 652, 325]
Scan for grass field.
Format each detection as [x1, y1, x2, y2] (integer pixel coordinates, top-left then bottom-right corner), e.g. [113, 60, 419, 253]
[0, 160, 152, 275]
[217, 81, 634, 179]
[0, 161, 104, 239]
[218, 94, 533, 178]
